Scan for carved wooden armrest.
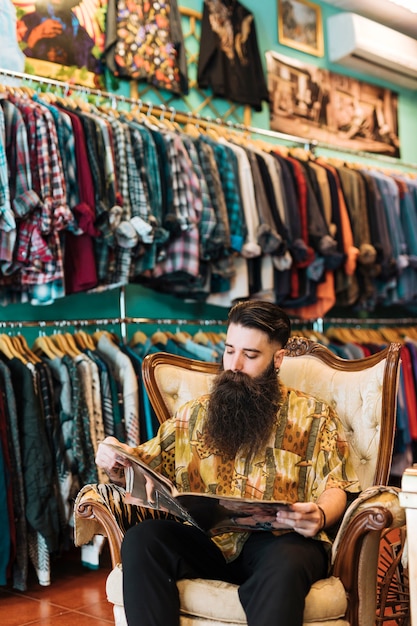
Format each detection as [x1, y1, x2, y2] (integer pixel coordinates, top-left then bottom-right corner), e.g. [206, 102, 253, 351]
[332, 485, 404, 560]
[331, 486, 405, 625]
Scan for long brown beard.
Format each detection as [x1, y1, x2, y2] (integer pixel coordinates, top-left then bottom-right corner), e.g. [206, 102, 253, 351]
[205, 361, 282, 460]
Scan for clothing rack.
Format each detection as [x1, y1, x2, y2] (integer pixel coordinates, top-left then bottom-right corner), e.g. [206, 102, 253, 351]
[321, 317, 417, 326]
[0, 316, 414, 330]
[0, 316, 228, 330]
[1, 67, 417, 170]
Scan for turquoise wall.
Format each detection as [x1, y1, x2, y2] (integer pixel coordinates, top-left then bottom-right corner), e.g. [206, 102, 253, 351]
[2, 0, 417, 332]
[181, 0, 417, 164]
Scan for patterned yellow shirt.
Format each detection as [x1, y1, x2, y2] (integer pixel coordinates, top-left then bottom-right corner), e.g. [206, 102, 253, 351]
[135, 386, 361, 561]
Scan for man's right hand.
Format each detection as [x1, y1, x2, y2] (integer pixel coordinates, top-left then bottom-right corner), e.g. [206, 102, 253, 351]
[95, 436, 135, 486]
[27, 19, 63, 48]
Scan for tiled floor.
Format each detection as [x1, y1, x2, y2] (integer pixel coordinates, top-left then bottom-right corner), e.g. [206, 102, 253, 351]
[0, 547, 113, 626]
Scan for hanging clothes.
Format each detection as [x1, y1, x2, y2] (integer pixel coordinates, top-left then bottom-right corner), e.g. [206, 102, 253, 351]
[1, 84, 417, 315]
[198, 0, 269, 111]
[104, 0, 188, 94]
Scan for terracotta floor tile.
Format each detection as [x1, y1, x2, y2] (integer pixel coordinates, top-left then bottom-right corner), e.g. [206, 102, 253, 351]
[20, 571, 108, 610]
[18, 612, 112, 626]
[0, 594, 67, 626]
[75, 599, 114, 621]
[0, 547, 112, 626]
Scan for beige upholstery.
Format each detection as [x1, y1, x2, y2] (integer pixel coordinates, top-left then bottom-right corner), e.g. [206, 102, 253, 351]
[74, 337, 405, 626]
[106, 564, 349, 626]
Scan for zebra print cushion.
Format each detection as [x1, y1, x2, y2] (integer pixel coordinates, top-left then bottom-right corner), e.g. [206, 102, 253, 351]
[73, 482, 178, 547]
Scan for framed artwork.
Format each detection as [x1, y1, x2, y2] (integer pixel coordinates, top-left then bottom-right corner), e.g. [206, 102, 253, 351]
[12, 0, 106, 87]
[278, 0, 324, 57]
[265, 51, 401, 158]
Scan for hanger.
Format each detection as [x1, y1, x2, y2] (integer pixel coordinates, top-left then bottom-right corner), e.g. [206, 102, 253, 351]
[33, 334, 65, 360]
[166, 107, 183, 133]
[378, 327, 404, 343]
[174, 330, 190, 345]
[129, 330, 148, 347]
[92, 329, 120, 345]
[404, 325, 417, 341]
[74, 330, 96, 351]
[11, 333, 42, 364]
[0, 333, 26, 363]
[185, 122, 203, 139]
[288, 146, 314, 162]
[50, 332, 79, 358]
[193, 330, 210, 346]
[64, 332, 84, 355]
[151, 330, 168, 346]
[157, 105, 179, 132]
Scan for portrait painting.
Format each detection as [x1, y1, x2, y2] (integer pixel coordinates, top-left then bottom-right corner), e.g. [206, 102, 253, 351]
[278, 0, 324, 57]
[13, 0, 106, 87]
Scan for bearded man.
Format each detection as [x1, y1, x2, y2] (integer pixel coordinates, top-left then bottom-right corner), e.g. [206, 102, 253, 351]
[96, 300, 361, 626]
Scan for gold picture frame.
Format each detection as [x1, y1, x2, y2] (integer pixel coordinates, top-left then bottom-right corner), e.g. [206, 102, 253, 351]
[278, 0, 324, 57]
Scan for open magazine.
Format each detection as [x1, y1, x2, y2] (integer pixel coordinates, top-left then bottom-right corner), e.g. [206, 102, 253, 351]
[105, 443, 292, 536]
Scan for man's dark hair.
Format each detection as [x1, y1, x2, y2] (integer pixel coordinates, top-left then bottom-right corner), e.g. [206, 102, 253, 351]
[227, 300, 291, 347]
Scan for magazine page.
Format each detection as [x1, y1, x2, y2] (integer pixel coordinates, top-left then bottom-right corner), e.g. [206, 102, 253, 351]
[104, 443, 293, 535]
[104, 443, 199, 527]
[175, 493, 292, 535]
[105, 442, 176, 495]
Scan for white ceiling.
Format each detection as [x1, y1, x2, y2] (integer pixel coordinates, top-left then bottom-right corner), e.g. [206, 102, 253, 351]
[325, 0, 417, 39]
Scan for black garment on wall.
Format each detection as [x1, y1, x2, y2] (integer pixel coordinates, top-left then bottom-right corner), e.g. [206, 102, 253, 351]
[197, 0, 269, 111]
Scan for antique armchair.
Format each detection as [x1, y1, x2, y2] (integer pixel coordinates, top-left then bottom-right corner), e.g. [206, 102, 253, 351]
[74, 336, 406, 626]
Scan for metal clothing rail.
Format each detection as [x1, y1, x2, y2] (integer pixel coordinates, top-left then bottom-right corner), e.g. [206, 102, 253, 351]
[0, 317, 227, 328]
[2, 67, 417, 169]
[0, 315, 228, 344]
[0, 67, 312, 148]
[0, 315, 414, 329]
[322, 316, 417, 326]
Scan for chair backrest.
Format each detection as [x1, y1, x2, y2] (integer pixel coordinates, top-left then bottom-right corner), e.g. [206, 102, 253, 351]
[142, 337, 402, 490]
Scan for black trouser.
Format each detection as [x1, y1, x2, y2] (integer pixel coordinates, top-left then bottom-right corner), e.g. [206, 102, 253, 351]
[121, 519, 328, 626]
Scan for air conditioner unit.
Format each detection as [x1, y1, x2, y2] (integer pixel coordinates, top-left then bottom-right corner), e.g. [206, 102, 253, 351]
[327, 12, 417, 90]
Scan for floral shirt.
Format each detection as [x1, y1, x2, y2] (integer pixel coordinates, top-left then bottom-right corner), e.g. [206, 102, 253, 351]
[135, 386, 361, 561]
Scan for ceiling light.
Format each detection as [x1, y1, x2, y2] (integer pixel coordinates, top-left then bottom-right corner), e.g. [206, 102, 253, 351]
[387, 0, 417, 13]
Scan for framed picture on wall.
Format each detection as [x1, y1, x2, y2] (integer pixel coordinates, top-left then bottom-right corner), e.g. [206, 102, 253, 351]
[278, 0, 324, 57]
[12, 0, 106, 87]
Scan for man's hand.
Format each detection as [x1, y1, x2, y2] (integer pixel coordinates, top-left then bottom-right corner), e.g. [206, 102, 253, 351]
[275, 502, 325, 537]
[27, 19, 63, 48]
[95, 436, 135, 486]
[276, 488, 347, 537]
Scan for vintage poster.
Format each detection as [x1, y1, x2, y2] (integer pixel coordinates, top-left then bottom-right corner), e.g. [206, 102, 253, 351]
[266, 51, 401, 158]
[13, 0, 106, 87]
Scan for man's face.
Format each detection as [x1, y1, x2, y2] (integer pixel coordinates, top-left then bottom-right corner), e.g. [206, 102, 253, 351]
[223, 323, 284, 378]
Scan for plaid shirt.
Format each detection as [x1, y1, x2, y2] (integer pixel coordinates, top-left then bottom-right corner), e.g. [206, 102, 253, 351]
[134, 123, 163, 224]
[4, 97, 67, 287]
[53, 106, 79, 216]
[202, 136, 246, 253]
[95, 113, 117, 209]
[108, 116, 130, 220]
[197, 138, 231, 251]
[182, 135, 217, 261]
[40, 103, 72, 232]
[78, 111, 104, 215]
[0, 102, 16, 264]
[124, 124, 149, 221]
[153, 133, 201, 278]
